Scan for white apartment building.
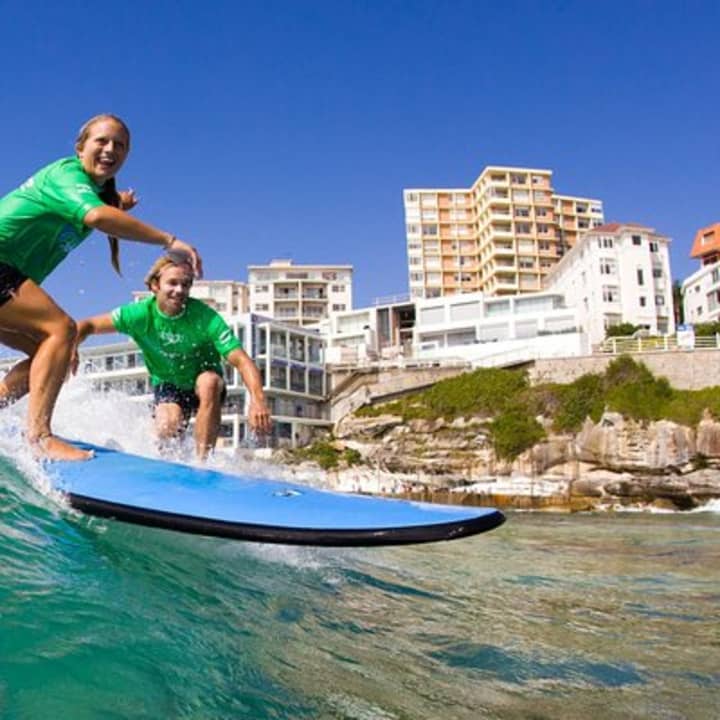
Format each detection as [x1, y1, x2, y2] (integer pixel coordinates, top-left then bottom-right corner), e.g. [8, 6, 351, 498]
[682, 223, 720, 324]
[324, 290, 586, 368]
[404, 166, 604, 300]
[248, 259, 353, 327]
[544, 223, 674, 345]
[682, 263, 720, 324]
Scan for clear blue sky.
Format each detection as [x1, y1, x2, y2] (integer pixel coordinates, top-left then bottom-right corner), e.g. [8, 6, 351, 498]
[1, 0, 718, 320]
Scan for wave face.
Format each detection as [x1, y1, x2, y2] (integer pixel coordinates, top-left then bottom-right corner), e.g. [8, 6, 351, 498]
[1, 379, 719, 719]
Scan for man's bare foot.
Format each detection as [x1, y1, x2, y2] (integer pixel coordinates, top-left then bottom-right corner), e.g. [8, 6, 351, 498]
[30, 434, 94, 461]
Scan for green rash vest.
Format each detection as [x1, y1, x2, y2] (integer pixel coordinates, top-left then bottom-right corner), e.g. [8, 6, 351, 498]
[111, 296, 242, 390]
[0, 157, 105, 283]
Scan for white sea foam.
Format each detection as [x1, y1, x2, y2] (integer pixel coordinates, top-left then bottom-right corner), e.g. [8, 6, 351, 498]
[689, 498, 720, 514]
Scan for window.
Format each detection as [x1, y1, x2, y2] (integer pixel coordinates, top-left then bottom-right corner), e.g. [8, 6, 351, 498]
[637, 268, 644, 286]
[655, 295, 665, 306]
[406, 224, 419, 234]
[632, 235, 642, 246]
[602, 286, 619, 303]
[332, 304, 346, 311]
[600, 259, 616, 275]
[639, 297, 647, 307]
[405, 192, 418, 203]
[649, 241, 659, 252]
[422, 224, 438, 236]
[286, 272, 308, 279]
[515, 222, 532, 235]
[652, 268, 663, 279]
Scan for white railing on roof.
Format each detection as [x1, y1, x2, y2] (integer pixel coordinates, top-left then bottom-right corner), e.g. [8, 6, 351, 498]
[371, 293, 411, 306]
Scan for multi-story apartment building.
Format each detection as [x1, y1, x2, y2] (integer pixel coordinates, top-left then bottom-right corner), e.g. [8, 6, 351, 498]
[248, 259, 353, 327]
[682, 223, 720, 323]
[404, 166, 604, 299]
[544, 222, 674, 345]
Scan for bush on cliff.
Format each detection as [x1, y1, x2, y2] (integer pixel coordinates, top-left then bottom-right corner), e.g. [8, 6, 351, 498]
[294, 440, 364, 470]
[489, 409, 546, 461]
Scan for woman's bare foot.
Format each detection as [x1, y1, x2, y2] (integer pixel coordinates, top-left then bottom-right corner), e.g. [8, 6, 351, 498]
[30, 434, 94, 461]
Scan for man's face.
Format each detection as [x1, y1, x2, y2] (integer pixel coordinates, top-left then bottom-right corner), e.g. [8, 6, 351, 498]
[151, 263, 194, 316]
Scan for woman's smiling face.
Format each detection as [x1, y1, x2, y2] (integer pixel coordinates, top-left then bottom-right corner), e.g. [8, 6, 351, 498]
[76, 118, 130, 184]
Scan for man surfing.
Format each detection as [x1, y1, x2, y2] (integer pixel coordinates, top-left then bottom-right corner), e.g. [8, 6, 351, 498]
[74, 252, 271, 459]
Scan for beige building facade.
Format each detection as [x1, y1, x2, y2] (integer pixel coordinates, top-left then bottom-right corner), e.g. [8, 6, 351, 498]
[404, 166, 604, 299]
[248, 259, 353, 327]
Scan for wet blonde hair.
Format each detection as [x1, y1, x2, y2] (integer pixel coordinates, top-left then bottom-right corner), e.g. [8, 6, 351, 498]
[144, 252, 194, 290]
[75, 114, 131, 276]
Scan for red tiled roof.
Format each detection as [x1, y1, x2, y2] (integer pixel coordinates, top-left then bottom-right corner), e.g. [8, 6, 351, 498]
[690, 223, 720, 259]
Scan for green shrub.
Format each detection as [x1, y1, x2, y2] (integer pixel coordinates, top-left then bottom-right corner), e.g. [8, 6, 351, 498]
[605, 322, 640, 338]
[551, 373, 605, 432]
[489, 409, 546, 461]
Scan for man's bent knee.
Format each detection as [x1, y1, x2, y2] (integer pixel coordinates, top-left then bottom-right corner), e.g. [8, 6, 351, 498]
[195, 372, 223, 404]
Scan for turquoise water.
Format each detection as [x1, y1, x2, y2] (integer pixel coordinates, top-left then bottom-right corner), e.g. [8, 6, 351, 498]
[1, 454, 719, 719]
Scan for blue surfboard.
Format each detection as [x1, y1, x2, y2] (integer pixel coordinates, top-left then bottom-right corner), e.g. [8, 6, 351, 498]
[47, 442, 505, 546]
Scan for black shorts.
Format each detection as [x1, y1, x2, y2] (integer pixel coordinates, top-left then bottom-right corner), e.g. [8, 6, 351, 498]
[0, 262, 28, 307]
[152, 380, 227, 424]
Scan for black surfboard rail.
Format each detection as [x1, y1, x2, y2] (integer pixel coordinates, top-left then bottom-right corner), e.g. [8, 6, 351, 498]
[68, 493, 506, 547]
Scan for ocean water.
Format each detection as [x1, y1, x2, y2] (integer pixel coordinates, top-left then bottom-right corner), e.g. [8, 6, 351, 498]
[1, 381, 719, 719]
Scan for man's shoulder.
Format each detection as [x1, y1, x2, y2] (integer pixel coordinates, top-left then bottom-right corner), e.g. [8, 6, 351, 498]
[186, 297, 223, 320]
[117, 296, 155, 322]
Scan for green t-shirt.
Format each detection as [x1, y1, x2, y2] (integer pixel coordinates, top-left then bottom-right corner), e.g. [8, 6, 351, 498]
[111, 296, 242, 390]
[0, 157, 105, 283]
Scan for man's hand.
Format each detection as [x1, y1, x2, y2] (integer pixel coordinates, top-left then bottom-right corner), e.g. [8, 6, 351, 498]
[248, 398, 272, 436]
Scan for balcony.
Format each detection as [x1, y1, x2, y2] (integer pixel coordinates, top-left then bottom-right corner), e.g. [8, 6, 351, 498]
[491, 242, 515, 256]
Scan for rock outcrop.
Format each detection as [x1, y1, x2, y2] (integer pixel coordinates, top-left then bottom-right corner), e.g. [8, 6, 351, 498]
[294, 411, 720, 511]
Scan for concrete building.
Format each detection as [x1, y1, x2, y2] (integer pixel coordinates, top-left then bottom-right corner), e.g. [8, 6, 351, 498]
[324, 289, 586, 368]
[682, 223, 720, 324]
[544, 222, 674, 345]
[404, 166, 603, 300]
[248, 259, 353, 327]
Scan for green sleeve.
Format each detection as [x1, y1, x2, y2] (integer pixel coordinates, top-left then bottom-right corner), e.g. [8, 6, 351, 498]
[206, 310, 242, 358]
[41, 158, 105, 228]
[111, 301, 147, 338]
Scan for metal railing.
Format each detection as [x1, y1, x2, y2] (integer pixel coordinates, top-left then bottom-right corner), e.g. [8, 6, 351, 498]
[597, 335, 720, 354]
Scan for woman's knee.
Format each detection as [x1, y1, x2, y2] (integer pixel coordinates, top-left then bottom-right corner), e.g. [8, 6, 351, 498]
[47, 314, 77, 343]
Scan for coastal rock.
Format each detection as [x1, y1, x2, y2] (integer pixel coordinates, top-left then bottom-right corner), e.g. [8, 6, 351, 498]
[696, 410, 720, 457]
[575, 413, 693, 470]
[335, 414, 403, 439]
[290, 406, 720, 511]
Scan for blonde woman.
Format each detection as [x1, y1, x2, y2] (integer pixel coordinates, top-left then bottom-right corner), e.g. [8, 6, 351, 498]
[0, 114, 202, 460]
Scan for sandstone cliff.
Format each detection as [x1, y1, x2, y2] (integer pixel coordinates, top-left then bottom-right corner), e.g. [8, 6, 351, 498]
[303, 409, 720, 511]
